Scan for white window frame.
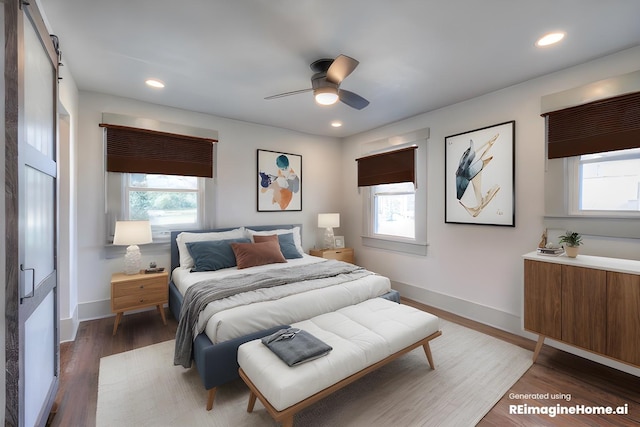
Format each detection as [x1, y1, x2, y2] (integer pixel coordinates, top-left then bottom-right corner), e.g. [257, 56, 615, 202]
[106, 172, 214, 244]
[567, 148, 640, 217]
[123, 173, 206, 236]
[371, 182, 416, 240]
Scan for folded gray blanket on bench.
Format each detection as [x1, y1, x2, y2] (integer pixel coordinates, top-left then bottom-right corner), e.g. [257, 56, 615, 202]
[262, 328, 332, 366]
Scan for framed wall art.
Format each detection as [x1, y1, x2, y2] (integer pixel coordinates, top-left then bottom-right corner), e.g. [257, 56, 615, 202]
[444, 121, 515, 226]
[257, 149, 302, 211]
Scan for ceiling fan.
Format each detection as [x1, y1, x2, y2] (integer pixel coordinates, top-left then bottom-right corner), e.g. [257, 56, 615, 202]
[265, 54, 370, 110]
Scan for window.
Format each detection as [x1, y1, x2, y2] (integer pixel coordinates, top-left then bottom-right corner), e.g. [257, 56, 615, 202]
[126, 173, 202, 227]
[573, 148, 640, 213]
[106, 172, 211, 243]
[358, 133, 428, 255]
[101, 116, 218, 244]
[372, 182, 415, 239]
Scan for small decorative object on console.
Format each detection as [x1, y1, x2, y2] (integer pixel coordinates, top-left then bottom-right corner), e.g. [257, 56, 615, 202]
[558, 231, 583, 258]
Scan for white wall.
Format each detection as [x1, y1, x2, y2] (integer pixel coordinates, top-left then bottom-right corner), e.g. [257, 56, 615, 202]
[73, 91, 343, 322]
[342, 46, 640, 374]
[57, 63, 80, 341]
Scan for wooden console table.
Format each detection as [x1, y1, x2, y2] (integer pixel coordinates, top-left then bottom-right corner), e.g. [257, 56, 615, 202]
[522, 252, 640, 367]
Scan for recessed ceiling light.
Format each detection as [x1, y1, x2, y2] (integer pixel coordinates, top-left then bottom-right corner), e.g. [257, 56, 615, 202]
[536, 32, 565, 47]
[145, 79, 165, 88]
[331, 121, 342, 128]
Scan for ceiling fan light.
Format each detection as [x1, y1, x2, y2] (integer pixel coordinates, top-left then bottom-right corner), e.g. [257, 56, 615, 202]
[314, 87, 339, 105]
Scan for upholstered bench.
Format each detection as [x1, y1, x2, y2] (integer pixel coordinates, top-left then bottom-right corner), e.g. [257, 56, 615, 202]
[237, 298, 441, 427]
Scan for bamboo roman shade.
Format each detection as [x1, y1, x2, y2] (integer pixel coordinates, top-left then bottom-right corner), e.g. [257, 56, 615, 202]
[100, 124, 217, 177]
[356, 146, 417, 187]
[543, 91, 640, 159]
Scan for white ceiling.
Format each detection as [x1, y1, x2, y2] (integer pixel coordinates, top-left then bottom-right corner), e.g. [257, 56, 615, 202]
[40, 0, 640, 138]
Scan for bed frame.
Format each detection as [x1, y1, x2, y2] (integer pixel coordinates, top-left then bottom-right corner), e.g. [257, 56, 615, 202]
[169, 224, 299, 411]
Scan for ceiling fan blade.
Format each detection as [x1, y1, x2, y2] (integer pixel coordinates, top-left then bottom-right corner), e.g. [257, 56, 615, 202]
[326, 55, 359, 85]
[339, 89, 369, 110]
[264, 88, 312, 100]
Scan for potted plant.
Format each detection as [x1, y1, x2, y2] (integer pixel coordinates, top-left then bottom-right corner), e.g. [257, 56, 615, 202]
[558, 231, 583, 258]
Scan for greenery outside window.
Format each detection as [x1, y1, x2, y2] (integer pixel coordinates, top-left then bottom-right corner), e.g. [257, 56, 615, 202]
[106, 172, 210, 243]
[126, 173, 203, 229]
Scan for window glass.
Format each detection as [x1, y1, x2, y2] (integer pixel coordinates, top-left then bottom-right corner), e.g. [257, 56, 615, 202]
[578, 148, 640, 212]
[126, 174, 201, 231]
[372, 182, 415, 239]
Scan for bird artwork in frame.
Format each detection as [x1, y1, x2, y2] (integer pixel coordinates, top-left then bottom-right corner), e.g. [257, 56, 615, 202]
[444, 121, 515, 226]
[257, 149, 302, 211]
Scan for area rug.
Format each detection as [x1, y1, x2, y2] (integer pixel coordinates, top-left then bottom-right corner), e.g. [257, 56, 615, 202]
[96, 320, 532, 426]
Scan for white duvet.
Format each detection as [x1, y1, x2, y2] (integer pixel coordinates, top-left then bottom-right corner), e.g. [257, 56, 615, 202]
[172, 255, 391, 344]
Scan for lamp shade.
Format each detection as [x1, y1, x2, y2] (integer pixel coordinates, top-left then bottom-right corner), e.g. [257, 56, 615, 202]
[318, 213, 340, 229]
[113, 220, 153, 246]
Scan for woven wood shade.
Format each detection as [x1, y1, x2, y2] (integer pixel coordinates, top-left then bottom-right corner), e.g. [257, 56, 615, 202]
[543, 91, 640, 159]
[101, 124, 217, 177]
[356, 146, 416, 187]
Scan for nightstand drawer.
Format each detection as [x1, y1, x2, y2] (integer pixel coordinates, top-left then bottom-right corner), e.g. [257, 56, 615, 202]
[309, 248, 355, 264]
[112, 277, 165, 298]
[110, 272, 168, 313]
[112, 287, 167, 311]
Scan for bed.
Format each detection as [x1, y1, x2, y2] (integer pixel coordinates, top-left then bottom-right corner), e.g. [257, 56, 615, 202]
[168, 224, 395, 411]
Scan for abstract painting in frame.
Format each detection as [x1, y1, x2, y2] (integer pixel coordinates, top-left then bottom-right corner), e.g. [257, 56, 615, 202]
[257, 149, 302, 211]
[444, 121, 515, 226]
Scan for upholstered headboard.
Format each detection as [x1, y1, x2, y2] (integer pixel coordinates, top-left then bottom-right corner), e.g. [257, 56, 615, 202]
[169, 224, 301, 274]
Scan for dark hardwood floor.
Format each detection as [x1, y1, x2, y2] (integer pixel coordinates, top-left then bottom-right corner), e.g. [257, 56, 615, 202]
[49, 301, 639, 426]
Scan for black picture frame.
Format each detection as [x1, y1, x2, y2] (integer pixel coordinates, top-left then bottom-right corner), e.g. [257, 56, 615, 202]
[257, 149, 302, 212]
[444, 121, 515, 226]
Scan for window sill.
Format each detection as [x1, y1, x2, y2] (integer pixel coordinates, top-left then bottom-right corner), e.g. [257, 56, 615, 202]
[361, 236, 428, 255]
[104, 241, 171, 260]
[543, 215, 640, 239]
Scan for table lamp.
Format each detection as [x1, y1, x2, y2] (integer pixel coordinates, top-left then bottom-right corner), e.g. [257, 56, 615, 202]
[318, 213, 340, 249]
[113, 220, 153, 274]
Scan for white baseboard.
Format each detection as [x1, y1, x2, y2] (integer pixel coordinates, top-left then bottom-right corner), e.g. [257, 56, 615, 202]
[76, 299, 169, 322]
[392, 281, 640, 377]
[59, 305, 79, 343]
[78, 299, 113, 322]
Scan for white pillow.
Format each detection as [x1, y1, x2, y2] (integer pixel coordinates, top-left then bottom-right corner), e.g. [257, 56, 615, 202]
[246, 226, 304, 256]
[176, 227, 245, 269]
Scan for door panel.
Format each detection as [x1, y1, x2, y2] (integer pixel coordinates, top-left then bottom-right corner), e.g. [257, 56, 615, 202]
[24, 166, 55, 293]
[24, 291, 56, 427]
[15, 2, 60, 426]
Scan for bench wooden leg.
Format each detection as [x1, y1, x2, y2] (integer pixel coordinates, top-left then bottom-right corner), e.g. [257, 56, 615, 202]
[247, 391, 257, 413]
[206, 387, 217, 411]
[422, 342, 435, 369]
[282, 416, 294, 427]
[532, 335, 545, 363]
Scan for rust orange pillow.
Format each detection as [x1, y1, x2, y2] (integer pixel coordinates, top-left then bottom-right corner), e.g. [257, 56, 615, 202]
[230, 240, 287, 269]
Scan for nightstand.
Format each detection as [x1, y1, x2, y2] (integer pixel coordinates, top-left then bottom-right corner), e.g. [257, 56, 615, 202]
[110, 270, 169, 335]
[309, 247, 355, 264]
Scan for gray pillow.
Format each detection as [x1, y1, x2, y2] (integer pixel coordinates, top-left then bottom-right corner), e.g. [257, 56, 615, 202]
[186, 238, 251, 272]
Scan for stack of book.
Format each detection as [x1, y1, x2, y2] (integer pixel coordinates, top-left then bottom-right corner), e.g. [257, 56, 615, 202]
[536, 246, 565, 256]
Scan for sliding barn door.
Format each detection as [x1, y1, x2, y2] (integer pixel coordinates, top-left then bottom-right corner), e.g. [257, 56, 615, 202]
[5, 1, 60, 425]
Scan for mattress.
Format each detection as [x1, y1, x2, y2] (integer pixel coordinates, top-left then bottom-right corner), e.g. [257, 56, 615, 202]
[173, 255, 392, 344]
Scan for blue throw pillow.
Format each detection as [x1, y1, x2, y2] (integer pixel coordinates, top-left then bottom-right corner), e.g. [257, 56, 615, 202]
[186, 238, 251, 272]
[277, 232, 303, 259]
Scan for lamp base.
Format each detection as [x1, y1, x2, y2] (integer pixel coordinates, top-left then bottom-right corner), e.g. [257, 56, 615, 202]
[322, 227, 335, 250]
[124, 244, 142, 275]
